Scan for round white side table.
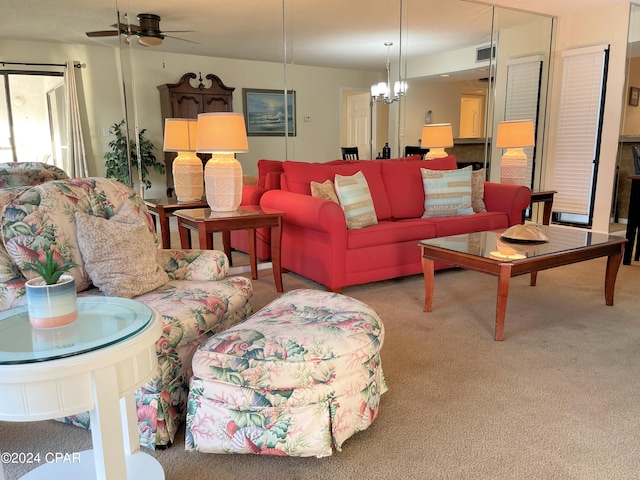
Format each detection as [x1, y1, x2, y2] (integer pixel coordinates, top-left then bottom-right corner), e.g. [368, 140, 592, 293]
[0, 297, 164, 480]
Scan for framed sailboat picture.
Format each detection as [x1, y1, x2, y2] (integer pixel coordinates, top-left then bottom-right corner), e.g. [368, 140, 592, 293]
[242, 88, 296, 136]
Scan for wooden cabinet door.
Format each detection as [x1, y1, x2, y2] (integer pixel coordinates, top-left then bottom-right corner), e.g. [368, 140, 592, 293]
[159, 73, 235, 196]
[170, 93, 203, 118]
[202, 94, 231, 113]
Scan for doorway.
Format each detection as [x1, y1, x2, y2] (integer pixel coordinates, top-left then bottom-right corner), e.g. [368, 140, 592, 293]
[459, 94, 485, 138]
[344, 90, 375, 159]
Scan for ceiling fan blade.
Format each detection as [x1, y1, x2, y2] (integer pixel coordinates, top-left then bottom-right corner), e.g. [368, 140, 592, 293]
[160, 30, 194, 34]
[86, 30, 119, 38]
[110, 22, 141, 34]
[164, 35, 200, 44]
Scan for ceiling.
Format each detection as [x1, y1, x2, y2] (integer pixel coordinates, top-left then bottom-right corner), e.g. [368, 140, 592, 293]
[0, 0, 630, 71]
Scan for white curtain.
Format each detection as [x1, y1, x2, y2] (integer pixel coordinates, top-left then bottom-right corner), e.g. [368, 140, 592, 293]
[64, 61, 88, 177]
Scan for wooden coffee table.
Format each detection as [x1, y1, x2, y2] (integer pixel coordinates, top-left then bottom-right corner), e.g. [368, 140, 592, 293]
[173, 206, 285, 292]
[420, 226, 626, 341]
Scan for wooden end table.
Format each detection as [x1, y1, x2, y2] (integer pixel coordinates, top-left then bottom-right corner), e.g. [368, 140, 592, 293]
[420, 226, 626, 341]
[173, 206, 285, 292]
[0, 297, 164, 480]
[527, 190, 556, 225]
[144, 197, 208, 249]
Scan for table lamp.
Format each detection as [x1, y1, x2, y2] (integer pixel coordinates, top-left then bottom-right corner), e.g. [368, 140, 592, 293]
[421, 123, 453, 159]
[196, 112, 248, 212]
[495, 120, 535, 185]
[163, 118, 203, 202]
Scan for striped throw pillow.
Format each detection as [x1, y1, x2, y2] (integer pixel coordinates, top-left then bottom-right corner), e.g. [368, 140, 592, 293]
[421, 166, 474, 218]
[334, 171, 378, 229]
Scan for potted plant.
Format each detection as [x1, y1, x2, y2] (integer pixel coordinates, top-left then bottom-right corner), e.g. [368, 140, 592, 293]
[24, 250, 79, 329]
[104, 119, 166, 190]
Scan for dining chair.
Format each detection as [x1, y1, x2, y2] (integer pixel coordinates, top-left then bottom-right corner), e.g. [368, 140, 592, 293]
[404, 145, 429, 159]
[633, 146, 640, 175]
[341, 147, 359, 160]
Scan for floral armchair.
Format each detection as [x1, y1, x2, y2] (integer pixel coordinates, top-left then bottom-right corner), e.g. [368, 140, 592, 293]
[0, 161, 69, 188]
[0, 177, 254, 449]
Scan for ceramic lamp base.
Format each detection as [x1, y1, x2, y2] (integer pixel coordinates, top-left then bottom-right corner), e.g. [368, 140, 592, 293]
[424, 148, 449, 159]
[173, 151, 204, 202]
[204, 153, 243, 212]
[500, 148, 527, 185]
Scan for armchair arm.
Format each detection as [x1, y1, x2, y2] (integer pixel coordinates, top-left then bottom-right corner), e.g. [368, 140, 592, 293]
[156, 249, 229, 281]
[483, 182, 531, 226]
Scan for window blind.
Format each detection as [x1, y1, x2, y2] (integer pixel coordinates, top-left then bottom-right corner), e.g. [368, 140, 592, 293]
[551, 45, 608, 217]
[504, 56, 543, 188]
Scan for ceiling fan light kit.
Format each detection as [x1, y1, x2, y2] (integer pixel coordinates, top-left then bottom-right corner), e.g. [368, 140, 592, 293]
[136, 13, 164, 46]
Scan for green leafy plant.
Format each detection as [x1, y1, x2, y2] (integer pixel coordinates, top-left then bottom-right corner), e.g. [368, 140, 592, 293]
[104, 119, 166, 190]
[24, 250, 78, 285]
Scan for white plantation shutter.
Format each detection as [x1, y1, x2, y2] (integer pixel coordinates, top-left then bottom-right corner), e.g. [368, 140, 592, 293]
[504, 56, 543, 189]
[551, 45, 608, 216]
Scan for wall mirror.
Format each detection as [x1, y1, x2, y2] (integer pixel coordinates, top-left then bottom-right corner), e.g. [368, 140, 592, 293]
[280, 0, 553, 189]
[614, 3, 640, 232]
[1, 0, 553, 199]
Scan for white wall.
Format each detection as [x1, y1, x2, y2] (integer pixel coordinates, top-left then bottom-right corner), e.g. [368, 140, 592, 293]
[543, 3, 630, 233]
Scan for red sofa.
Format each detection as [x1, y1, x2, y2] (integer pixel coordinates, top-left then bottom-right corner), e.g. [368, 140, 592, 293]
[253, 156, 530, 292]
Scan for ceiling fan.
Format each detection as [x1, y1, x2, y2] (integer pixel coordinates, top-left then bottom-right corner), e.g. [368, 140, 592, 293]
[85, 13, 195, 47]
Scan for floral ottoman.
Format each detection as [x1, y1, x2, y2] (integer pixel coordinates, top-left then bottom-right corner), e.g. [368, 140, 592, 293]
[185, 288, 387, 457]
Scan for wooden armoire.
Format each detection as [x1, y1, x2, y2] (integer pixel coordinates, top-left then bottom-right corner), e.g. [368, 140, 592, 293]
[158, 72, 235, 196]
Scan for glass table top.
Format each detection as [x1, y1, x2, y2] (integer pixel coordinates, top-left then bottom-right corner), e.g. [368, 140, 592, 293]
[173, 205, 279, 221]
[144, 197, 207, 208]
[419, 226, 624, 262]
[0, 297, 153, 365]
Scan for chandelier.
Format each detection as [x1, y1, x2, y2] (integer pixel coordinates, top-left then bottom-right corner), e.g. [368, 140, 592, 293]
[371, 42, 407, 104]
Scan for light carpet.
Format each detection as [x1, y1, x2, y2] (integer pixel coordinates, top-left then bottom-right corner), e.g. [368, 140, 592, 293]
[2, 255, 640, 480]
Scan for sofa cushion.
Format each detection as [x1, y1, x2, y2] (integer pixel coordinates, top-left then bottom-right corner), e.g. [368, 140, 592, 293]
[472, 168, 488, 213]
[282, 161, 392, 220]
[335, 171, 378, 230]
[257, 159, 284, 188]
[75, 202, 169, 298]
[427, 211, 509, 237]
[310, 179, 339, 203]
[421, 165, 474, 218]
[380, 155, 457, 219]
[346, 219, 437, 250]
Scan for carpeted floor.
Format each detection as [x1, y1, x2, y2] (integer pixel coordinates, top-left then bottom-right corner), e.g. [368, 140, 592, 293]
[3, 240, 640, 479]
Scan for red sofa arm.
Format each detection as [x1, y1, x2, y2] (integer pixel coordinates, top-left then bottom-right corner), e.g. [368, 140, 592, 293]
[241, 185, 267, 206]
[261, 190, 347, 233]
[483, 182, 531, 226]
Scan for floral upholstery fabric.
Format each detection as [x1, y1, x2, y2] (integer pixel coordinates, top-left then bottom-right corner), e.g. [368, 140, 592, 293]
[0, 178, 253, 449]
[0, 161, 68, 188]
[186, 288, 386, 457]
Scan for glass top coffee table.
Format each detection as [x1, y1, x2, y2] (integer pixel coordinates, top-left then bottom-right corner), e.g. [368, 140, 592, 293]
[420, 226, 626, 341]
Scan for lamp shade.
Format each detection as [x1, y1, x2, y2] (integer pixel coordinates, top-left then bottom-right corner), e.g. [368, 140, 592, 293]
[196, 112, 248, 212]
[196, 112, 249, 153]
[163, 118, 197, 152]
[421, 123, 453, 148]
[163, 118, 202, 202]
[495, 120, 535, 148]
[421, 123, 453, 159]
